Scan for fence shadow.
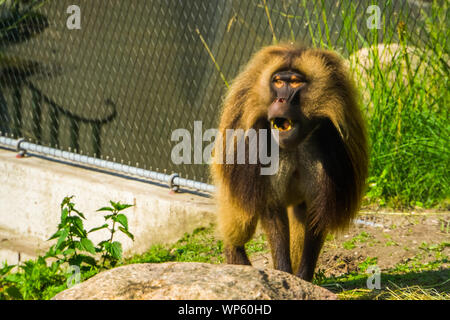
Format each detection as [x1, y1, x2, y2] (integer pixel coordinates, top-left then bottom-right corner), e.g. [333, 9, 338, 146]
[0, 2, 117, 157]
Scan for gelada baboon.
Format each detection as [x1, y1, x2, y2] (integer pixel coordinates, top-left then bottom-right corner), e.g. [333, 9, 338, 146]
[211, 43, 368, 281]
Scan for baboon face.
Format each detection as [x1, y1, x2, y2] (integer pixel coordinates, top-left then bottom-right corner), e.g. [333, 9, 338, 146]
[245, 47, 350, 150]
[268, 69, 316, 149]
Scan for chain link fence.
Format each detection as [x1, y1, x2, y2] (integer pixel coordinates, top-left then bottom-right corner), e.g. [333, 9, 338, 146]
[0, 1, 448, 206]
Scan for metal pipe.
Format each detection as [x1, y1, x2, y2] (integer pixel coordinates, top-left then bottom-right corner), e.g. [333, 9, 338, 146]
[0, 136, 216, 194]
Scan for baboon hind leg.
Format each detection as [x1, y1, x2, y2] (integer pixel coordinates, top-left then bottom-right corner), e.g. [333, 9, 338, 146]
[297, 211, 326, 281]
[296, 228, 325, 281]
[218, 203, 258, 266]
[224, 246, 251, 265]
[290, 203, 326, 281]
[260, 206, 292, 273]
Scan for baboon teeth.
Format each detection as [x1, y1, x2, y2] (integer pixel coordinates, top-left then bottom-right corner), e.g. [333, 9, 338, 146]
[271, 118, 293, 131]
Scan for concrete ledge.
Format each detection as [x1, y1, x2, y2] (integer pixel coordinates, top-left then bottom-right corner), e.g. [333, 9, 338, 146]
[0, 148, 216, 264]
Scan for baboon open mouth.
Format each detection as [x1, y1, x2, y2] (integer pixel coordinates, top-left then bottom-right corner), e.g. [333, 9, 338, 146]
[271, 117, 293, 131]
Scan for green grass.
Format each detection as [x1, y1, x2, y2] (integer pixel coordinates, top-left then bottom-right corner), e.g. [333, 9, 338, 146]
[125, 225, 269, 265]
[319, 241, 449, 300]
[125, 225, 225, 265]
[324, 263, 450, 300]
[342, 231, 373, 250]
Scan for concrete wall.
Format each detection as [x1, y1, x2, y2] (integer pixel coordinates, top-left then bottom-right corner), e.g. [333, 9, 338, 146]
[0, 148, 216, 265]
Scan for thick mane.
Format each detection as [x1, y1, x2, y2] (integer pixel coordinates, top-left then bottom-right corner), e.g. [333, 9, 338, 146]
[301, 49, 368, 232]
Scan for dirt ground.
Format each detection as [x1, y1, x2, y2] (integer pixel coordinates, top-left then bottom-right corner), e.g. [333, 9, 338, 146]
[251, 212, 450, 278]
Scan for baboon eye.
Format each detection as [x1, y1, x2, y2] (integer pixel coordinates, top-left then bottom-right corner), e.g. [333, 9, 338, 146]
[273, 79, 284, 88]
[289, 75, 305, 88]
[290, 80, 304, 88]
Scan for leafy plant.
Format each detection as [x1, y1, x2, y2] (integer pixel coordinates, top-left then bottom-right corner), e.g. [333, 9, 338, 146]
[0, 196, 134, 300]
[94, 201, 134, 268]
[0, 257, 65, 300]
[45, 196, 96, 269]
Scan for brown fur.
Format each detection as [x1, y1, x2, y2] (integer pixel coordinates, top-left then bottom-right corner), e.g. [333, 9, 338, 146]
[210, 43, 368, 281]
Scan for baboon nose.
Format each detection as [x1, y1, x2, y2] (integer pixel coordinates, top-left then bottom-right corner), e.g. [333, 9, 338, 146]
[268, 98, 291, 122]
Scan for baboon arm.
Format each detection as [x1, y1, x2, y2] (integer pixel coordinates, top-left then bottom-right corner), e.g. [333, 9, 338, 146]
[288, 204, 306, 274]
[216, 188, 258, 266]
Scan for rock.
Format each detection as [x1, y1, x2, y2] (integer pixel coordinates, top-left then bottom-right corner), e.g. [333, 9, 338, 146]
[350, 43, 426, 83]
[52, 262, 337, 300]
[407, 0, 432, 7]
[348, 43, 447, 114]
